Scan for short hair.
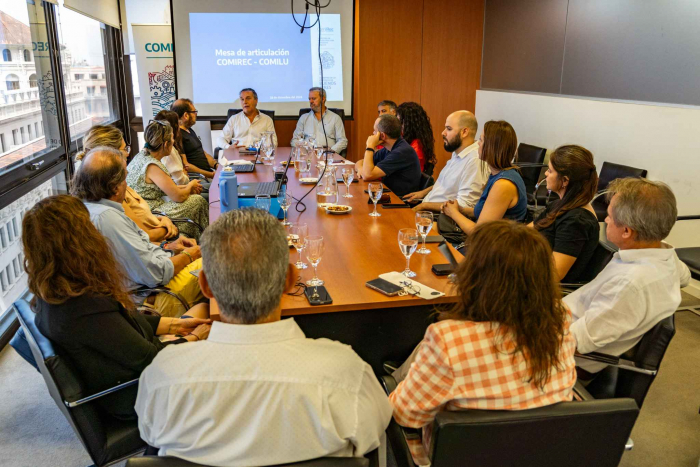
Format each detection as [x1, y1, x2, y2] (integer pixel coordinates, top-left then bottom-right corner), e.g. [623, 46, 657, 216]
[376, 114, 402, 140]
[456, 111, 478, 138]
[606, 178, 677, 242]
[480, 120, 518, 170]
[378, 100, 397, 111]
[200, 209, 289, 323]
[75, 125, 123, 161]
[240, 88, 258, 100]
[70, 147, 126, 202]
[309, 87, 326, 100]
[170, 98, 194, 118]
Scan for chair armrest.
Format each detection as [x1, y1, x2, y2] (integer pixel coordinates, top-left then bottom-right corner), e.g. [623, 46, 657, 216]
[214, 147, 221, 159]
[187, 173, 206, 180]
[380, 375, 421, 441]
[65, 378, 139, 408]
[517, 162, 548, 168]
[572, 380, 595, 401]
[576, 352, 657, 375]
[168, 218, 204, 234]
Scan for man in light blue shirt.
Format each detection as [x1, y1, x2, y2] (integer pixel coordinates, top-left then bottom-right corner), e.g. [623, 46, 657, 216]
[72, 147, 205, 318]
[291, 87, 348, 154]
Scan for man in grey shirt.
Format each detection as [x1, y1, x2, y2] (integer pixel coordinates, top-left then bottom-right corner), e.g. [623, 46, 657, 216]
[72, 147, 206, 318]
[291, 87, 348, 154]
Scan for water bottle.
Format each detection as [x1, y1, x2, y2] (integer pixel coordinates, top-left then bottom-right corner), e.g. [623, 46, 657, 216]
[219, 167, 239, 213]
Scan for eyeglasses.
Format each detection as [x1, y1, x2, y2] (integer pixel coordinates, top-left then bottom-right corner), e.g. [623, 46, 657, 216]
[185, 110, 199, 115]
[398, 280, 421, 297]
[124, 144, 131, 153]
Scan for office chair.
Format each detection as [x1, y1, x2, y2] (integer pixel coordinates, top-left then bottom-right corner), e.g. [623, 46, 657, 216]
[226, 108, 276, 121]
[380, 374, 638, 467]
[592, 162, 647, 221]
[418, 172, 435, 191]
[13, 299, 146, 466]
[297, 107, 347, 158]
[126, 456, 369, 466]
[559, 240, 616, 293]
[675, 246, 700, 316]
[515, 143, 548, 203]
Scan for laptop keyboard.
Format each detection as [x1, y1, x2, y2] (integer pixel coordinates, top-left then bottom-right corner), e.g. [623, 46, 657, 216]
[232, 164, 255, 173]
[256, 182, 278, 196]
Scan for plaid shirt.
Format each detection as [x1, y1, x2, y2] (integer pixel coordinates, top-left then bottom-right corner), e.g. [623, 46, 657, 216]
[389, 318, 577, 465]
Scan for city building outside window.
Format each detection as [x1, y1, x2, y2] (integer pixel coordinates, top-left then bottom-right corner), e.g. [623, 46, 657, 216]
[2, 49, 10, 61]
[22, 49, 29, 61]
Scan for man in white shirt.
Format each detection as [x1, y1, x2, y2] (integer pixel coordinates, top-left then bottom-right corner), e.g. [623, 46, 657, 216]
[136, 209, 392, 465]
[403, 111, 488, 212]
[564, 178, 691, 378]
[216, 88, 277, 149]
[291, 87, 348, 153]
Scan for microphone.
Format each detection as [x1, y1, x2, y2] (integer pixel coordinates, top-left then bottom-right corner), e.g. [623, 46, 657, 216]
[534, 177, 550, 209]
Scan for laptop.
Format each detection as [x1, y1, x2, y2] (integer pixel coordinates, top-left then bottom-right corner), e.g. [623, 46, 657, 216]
[237, 152, 293, 198]
[230, 150, 259, 173]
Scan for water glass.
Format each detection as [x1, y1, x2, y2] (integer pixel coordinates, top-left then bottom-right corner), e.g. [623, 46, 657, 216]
[292, 147, 301, 174]
[289, 223, 308, 269]
[305, 235, 325, 286]
[368, 182, 383, 217]
[398, 228, 419, 278]
[279, 191, 293, 226]
[255, 194, 271, 212]
[415, 211, 434, 254]
[341, 168, 354, 198]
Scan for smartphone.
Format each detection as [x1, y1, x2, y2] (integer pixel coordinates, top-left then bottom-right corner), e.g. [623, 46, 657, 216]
[304, 285, 333, 305]
[431, 264, 454, 276]
[381, 204, 410, 209]
[336, 178, 359, 183]
[424, 235, 445, 243]
[366, 278, 404, 296]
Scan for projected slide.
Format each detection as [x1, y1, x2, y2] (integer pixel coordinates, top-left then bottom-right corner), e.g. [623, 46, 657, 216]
[189, 13, 343, 104]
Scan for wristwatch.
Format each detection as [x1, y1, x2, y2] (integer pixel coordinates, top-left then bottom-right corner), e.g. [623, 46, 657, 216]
[365, 147, 375, 153]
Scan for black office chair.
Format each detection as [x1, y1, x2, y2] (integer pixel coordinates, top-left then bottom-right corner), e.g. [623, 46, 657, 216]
[515, 143, 547, 202]
[676, 246, 700, 316]
[126, 456, 369, 467]
[560, 241, 616, 293]
[226, 108, 276, 121]
[591, 162, 647, 221]
[298, 107, 345, 121]
[575, 314, 676, 410]
[418, 172, 435, 191]
[13, 299, 146, 467]
[380, 375, 638, 467]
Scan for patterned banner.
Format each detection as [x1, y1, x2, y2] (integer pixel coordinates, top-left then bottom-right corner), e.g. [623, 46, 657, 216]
[132, 24, 175, 119]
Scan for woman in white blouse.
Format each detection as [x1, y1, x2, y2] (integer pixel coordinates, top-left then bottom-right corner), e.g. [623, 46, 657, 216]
[156, 110, 190, 185]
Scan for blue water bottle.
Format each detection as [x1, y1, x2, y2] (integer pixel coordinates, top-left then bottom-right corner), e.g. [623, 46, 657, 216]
[219, 167, 239, 213]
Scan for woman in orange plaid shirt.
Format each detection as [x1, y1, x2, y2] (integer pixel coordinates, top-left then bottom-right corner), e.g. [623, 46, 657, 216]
[389, 220, 577, 465]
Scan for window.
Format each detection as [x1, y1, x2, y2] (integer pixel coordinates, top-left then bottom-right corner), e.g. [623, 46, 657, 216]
[2, 49, 10, 62]
[0, 134, 5, 153]
[5, 74, 19, 91]
[89, 73, 98, 79]
[19, 127, 25, 144]
[27, 125, 32, 139]
[23, 49, 30, 62]
[74, 73, 82, 80]
[11, 130, 18, 146]
[34, 122, 38, 138]
[28, 73, 37, 88]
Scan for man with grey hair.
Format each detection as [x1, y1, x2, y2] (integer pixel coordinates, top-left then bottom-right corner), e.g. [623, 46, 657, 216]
[216, 87, 277, 149]
[291, 86, 348, 153]
[135, 209, 392, 465]
[404, 110, 487, 212]
[564, 178, 690, 379]
[73, 147, 206, 318]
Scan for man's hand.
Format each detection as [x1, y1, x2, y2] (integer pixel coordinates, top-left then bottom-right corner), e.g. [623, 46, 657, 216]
[402, 189, 427, 202]
[171, 236, 198, 249]
[183, 163, 192, 172]
[190, 323, 211, 341]
[366, 131, 382, 150]
[160, 217, 179, 239]
[411, 203, 425, 212]
[172, 318, 212, 336]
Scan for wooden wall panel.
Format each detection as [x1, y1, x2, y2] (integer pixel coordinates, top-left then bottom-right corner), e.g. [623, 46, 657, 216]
[273, 120, 352, 153]
[420, 0, 485, 176]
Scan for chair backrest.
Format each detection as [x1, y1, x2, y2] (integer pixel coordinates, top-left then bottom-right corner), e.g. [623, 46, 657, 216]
[126, 456, 369, 467]
[298, 107, 346, 121]
[675, 247, 700, 280]
[419, 172, 435, 191]
[516, 144, 547, 195]
[577, 241, 616, 283]
[427, 399, 638, 467]
[591, 161, 648, 221]
[190, 120, 213, 156]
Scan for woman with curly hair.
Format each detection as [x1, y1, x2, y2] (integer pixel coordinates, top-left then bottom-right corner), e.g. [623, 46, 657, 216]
[396, 101, 437, 174]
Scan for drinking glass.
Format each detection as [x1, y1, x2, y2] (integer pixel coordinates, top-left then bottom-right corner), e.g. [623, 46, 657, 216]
[415, 211, 434, 254]
[298, 157, 309, 174]
[289, 223, 308, 269]
[292, 147, 301, 174]
[279, 191, 293, 226]
[255, 194, 271, 212]
[341, 168, 354, 198]
[368, 182, 383, 217]
[305, 235, 325, 286]
[398, 228, 419, 278]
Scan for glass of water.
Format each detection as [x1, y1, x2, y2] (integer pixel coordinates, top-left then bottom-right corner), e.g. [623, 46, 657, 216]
[415, 211, 434, 254]
[341, 168, 354, 198]
[398, 228, 419, 278]
[305, 235, 325, 286]
[368, 182, 383, 217]
[289, 223, 308, 269]
[279, 191, 293, 226]
[255, 194, 271, 212]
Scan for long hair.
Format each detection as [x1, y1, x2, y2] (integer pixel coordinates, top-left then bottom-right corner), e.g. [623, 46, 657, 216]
[396, 102, 437, 168]
[535, 145, 598, 230]
[143, 120, 173, 155]
[22, 195, 134, 311]
[75, 125, 124, 161]
[155, 110, 183, 153]
[443, 220, 567, 389]
[481, 120, 518, 171]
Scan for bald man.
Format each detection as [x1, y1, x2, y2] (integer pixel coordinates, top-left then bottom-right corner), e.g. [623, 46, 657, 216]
[403, 111, 488, 212]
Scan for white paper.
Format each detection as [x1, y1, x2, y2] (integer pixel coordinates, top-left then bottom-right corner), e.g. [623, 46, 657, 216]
[379, 272, 446, 300]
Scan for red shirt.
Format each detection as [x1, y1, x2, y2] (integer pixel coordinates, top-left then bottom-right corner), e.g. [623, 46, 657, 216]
[409, 139, 425, 172]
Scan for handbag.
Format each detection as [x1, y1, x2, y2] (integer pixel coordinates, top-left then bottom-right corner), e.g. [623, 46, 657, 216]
[437, 213, 467, 247]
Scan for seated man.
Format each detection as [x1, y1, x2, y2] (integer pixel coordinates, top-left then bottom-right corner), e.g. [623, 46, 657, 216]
[136, 209, 392, 465]
[403, 111, 487, 212]
[216, 87, 277, 149]
[565, 178, 691, 380]
[171, 98, 219, 179]
[291, 87, 348, 153]
[377, 99, 397, 116]
[71, 147, 204, 318]
[356, 114, 421, 197]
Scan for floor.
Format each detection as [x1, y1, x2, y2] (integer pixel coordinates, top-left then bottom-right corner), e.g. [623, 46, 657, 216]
[0, 311, 698, 467]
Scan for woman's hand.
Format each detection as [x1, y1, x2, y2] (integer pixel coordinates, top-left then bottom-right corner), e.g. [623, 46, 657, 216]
[442, 200, 461, 219]
[188, 180, 203, 195]
[171, 318, 212, 336]
[159, 216, 179, 239]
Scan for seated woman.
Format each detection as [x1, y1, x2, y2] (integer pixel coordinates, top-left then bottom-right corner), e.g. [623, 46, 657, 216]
[441, 120, 527, 249]
[23, 195, 211, 420]
[127, 120, 208, 240]
[155, 110, 190, 186]
[530, 145, 600, 282]
[396, 102, 437, 174]
[76, 125, 178, 243]
[389, 220, 577, 465]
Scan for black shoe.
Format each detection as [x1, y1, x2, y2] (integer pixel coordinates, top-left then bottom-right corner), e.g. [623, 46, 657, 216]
[383, 361, 400, 375]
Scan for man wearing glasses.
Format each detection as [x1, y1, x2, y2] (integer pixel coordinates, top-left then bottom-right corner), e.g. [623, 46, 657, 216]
[171, 98, 219, 179]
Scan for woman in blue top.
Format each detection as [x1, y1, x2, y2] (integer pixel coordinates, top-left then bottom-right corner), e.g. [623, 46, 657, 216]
[442, 120, 527, 238]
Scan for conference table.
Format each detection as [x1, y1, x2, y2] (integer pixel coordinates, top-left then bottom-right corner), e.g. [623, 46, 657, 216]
[209, 147, 459, 372]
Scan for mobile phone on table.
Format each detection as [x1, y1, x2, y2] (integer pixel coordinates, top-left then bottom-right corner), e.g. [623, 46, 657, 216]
[381, 203, 410, 209]
[366, 278, 403, 296]
[304, 285, 333, 305]
[431, 264, 454, 276]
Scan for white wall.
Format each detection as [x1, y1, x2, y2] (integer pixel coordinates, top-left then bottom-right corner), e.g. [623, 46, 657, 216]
[475, 90, 700, 217]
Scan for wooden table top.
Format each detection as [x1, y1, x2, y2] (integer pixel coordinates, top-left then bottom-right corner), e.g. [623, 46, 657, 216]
[210, 147, 458, 316]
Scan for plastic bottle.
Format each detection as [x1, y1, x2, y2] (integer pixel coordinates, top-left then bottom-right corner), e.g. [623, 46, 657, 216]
[219, 167, 239, 213]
